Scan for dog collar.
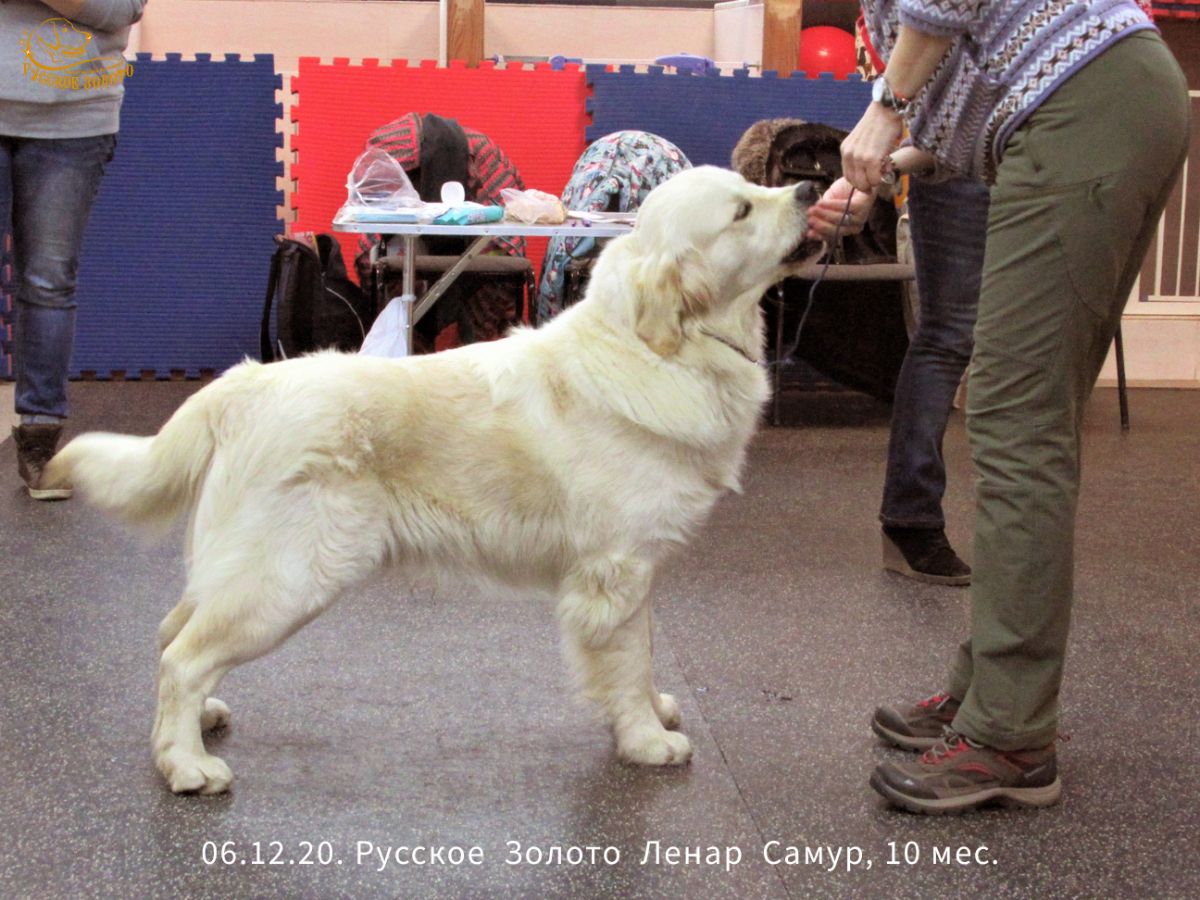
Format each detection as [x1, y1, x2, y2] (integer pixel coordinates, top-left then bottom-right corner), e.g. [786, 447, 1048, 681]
[698, 327, 758, 365]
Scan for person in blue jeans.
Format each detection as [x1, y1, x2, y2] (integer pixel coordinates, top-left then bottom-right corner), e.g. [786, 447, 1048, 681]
[807, 173, 989, 585]
[878, 175, 989, 585]
[2, 0, 146, 499]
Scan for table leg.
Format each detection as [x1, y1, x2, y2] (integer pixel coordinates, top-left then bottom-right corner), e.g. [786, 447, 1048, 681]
[402, 235, 417, 356]
[412, 236, 492, 323]
[401, 235, 416, 298]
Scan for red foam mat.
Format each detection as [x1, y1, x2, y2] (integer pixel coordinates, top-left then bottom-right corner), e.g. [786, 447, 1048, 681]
[291, 59, 591, 284]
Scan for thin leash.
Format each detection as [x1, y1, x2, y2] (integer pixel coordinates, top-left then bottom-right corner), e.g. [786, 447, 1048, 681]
[769, 188, 858, 369]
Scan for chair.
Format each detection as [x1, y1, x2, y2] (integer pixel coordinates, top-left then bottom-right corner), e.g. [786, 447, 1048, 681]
[370, 252, 535, 332]
[1114, 325, 1130, 430]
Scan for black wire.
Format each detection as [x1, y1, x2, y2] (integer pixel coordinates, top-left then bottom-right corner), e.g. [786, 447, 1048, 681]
[769, 189, 857, 369]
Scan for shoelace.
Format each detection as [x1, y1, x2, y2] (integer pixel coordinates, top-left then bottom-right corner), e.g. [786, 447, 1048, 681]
[921, 727, 981, 765]
[917, 691, 951, 710]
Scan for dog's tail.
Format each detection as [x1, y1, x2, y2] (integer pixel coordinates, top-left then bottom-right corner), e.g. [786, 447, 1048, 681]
[44, 385, 220, 533]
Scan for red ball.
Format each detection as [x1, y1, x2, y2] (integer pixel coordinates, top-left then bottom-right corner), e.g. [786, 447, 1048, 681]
[798, 26, 857, 79]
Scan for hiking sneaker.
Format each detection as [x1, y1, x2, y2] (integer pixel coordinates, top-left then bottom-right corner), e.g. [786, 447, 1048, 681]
[870, 729, 1061, 815]
[872, 691, 961, 750]
[882, 526, 971, 586]
[12, 424, 72, 501]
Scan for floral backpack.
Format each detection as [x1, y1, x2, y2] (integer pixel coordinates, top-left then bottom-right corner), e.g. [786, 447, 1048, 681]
[535, 131, 691, 324]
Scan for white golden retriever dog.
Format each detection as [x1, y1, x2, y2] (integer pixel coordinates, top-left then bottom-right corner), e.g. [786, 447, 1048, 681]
[47, 166, 822, 794]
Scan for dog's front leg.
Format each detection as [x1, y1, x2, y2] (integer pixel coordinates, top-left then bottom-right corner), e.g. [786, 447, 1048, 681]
[568, 604, 691, 766]
[560, 566, 691, 766]
[557, 556, 654, 650]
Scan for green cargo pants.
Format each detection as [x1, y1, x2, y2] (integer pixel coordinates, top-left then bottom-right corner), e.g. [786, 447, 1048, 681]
[945, 32, 1191, 750]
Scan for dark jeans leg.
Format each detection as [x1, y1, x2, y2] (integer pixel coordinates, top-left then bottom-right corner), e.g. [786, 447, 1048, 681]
[8, 133, 115, 420]
[879, 176, 989, 529]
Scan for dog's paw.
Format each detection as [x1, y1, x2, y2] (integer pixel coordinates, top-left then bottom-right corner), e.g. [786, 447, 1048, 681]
[200, 698, 231, 733]
[655, 693, 682, 730]
[157, 749, 233, 795]
[618, 728, 692, 767]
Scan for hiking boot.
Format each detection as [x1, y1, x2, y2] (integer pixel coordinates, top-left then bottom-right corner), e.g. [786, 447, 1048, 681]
[12, 424, 72, 501]
[882, 526, 971, 586]
[872, 691, 961, 750]
[870, 729, 1061, 815]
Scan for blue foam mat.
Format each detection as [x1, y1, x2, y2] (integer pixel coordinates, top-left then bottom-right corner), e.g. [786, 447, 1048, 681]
[586, 67, 871, 169]
[69, 54, 282, 378]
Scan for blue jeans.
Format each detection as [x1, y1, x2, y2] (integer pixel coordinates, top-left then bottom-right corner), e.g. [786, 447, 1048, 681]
[879, 175, 990, 529]
[2, 134, 115, 420]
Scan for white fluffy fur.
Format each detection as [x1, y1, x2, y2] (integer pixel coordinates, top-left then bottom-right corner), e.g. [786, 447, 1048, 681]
[46, 166, 820, 794]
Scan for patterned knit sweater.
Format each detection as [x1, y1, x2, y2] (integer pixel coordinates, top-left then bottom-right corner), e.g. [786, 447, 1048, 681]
[863, 0, 1156, 182]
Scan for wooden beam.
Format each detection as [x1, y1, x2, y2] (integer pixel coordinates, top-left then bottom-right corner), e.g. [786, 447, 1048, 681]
[762, 0, 803, 76]
[447, 0, 485, 67]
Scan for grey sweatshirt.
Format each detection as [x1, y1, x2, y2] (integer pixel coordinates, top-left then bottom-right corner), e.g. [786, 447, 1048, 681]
[1, 0, 146, 138]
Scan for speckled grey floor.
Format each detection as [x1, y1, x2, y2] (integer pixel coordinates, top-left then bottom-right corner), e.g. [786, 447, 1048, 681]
[1, 382, 1197, 899]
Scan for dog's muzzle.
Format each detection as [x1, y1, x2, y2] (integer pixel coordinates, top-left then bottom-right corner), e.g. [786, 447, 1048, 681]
[784, 180, 823, 264]
[792, 180, 819, 206]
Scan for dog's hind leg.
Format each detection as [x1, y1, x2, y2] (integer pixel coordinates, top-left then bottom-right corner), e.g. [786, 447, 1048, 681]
[153, 617, 236, 794]
[153, 487, 389, 794]
[158, 596, 195, 651]
[153, 567, 348, 795]
[563, 597, 691, 767]
[157, 596, 230, 734]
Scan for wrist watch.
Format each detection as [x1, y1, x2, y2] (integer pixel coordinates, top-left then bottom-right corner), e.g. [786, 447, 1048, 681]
[872, 76, 911, 114]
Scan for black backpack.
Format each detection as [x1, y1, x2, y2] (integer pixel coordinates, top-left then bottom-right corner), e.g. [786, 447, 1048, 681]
[260, 233, 374, 361]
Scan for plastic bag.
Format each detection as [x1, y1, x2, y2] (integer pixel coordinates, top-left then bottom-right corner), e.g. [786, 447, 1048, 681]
[359, 294, 411, 357]
[501, 188, 566, 224]
[345, 148, 421, 210]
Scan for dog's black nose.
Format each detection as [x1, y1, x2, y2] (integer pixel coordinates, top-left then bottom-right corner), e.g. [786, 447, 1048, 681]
[793, 180, 818, 205]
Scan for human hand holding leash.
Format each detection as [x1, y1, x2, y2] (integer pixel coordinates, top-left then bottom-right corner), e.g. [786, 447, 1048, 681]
[841, 101, 906, 192]
[840, 109, 939, 190]
[805, 146, 939, 244]
[841, 25, 952, 192]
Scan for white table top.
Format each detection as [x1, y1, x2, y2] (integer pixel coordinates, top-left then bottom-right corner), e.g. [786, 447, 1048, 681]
[332, 215, 632, 238]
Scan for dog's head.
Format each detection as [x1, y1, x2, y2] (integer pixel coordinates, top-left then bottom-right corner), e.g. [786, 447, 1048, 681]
[614, 165, 823, 358]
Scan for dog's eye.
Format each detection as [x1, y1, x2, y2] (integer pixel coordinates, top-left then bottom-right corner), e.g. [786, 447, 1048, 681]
[733, 201, 752, 222]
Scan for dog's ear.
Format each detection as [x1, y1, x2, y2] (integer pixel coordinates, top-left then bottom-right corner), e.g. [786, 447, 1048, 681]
[632, 249, 714, 357]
